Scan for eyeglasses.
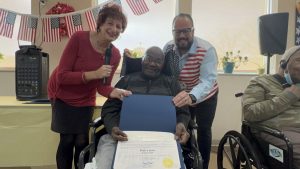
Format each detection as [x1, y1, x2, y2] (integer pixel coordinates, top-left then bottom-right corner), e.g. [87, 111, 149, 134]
[143, 56, 163, 66]
[172, 27, 194, 35]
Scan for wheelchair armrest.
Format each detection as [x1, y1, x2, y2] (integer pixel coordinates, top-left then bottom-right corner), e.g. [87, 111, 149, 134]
[243, 120, 293, 158]
[89, 117, 107, 149]
[243, 121, 284, 138]
[78, 143, 95, 169]
[188, 120, 198, 130]
[235, 92, 244, 97]
[89, 117, 104, 128]
[243, 120, 294, 168]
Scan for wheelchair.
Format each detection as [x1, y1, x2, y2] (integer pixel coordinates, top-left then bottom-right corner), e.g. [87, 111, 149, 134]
[78, 117, 203, 169]
[217, 93, 294, 169]
[78, 52, 203, 169]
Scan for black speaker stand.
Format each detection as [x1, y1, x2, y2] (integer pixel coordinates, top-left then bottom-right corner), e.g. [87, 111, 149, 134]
[266, 53, 272, 74]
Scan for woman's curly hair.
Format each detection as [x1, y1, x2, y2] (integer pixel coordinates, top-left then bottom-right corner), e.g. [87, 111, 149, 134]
[96, 3, 127, 33]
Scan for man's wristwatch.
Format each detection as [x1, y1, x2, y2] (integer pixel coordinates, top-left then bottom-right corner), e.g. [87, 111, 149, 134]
[189, 94, 197, 104]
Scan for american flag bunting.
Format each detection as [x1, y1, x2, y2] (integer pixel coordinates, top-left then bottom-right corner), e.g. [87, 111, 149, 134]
[153, 0, 162, 3]
[18, 15, 38, 42]
[65, 14, 83, 37]
[42, 17, 61, 42]
[126, 0, 149, 16]
[85, 7, 101, 31]
[0, 9, 17, 38]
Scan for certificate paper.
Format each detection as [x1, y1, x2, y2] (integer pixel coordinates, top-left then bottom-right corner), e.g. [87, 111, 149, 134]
[113, 131, 180, 169]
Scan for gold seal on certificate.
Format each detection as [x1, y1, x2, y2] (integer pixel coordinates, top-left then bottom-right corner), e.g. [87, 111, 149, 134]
[163, 157, 174, 168]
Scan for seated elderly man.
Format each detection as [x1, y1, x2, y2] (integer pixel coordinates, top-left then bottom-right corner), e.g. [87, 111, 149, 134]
[95, 46, 191, 169]
[242, 46, 300, 168]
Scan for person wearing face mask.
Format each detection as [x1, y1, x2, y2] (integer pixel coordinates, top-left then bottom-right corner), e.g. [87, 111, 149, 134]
[47, 3, 132, 169]
[242, 46, 300, 168]
[94, 46, 191, 169]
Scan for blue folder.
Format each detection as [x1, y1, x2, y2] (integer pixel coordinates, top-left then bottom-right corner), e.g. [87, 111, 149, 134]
[119, 94, 176, 133]
[117, 94, 185, 169]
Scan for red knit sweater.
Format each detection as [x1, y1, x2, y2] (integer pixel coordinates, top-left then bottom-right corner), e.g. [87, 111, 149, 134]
[47, 31, 121, 107]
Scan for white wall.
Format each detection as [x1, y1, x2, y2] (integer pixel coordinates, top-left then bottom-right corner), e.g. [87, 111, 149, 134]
[212, 74, 254, 144]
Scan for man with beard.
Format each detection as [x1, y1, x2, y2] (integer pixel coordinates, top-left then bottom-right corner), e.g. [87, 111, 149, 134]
[243, 46, 300, 168]
[164, 13, 219, 169]
[123, 13, 219, 169]
[94, 46, 191, 169]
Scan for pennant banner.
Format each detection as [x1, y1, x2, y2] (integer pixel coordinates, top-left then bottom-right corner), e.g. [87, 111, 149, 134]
[153, 0, 162, 3]
[42, 17, 61, 42]
[126, 0, 149, 15]
[0, 0, 163, 41]
[18, 15, 38, 42]
[0, 9, 16, 38]
[65, 13, 83, 37]
[85, 7, 101, 31]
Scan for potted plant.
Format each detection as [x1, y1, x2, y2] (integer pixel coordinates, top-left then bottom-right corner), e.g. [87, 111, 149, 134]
[221, 50, 248, 73]
[0, 52, 3, 61]
[257, 66, 265, 75]
[249, 61, 265, 75]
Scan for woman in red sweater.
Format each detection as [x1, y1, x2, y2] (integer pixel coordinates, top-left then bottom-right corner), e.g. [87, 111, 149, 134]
[47, 3, 131, 169]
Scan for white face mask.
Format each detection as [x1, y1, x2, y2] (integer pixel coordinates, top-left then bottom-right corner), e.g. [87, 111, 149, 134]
[284, 72, 294, 85]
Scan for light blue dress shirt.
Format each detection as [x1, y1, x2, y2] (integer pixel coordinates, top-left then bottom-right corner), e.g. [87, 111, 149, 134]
[164, 37, 218, 103]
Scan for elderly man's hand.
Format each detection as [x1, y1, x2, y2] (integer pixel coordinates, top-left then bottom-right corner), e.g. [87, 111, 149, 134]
[111, 127, 128, 141]
[175, 123, 190, 144]
[109, 88, 132, 100]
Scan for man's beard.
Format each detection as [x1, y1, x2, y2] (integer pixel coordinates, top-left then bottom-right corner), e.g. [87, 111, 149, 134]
[176, 39, 193, 52]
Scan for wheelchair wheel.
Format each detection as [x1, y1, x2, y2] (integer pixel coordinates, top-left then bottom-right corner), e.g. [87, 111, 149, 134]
[217, 130, 262, 169]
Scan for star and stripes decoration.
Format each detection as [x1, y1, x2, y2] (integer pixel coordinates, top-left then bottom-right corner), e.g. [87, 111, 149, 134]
[84, 0, 123, 31]
[296, 9, 300, 45]
[85, 7, 101, 31]
[18, 15, 38, 42]
[65, 14, 83, 37]
[42, 17, 61, 42]
[153, 0, 162, 3]
[126, 0, 149, 16]
[0, 0, 166, 42]
[0, 9, 17, 38]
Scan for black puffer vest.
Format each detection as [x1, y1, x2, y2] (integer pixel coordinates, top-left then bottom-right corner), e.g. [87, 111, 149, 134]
[121, 72, 180, 96]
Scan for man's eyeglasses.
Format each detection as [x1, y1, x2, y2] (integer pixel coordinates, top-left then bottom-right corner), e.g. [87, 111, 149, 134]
[143, 57, 163, 66]
[172, 27, 194, 35]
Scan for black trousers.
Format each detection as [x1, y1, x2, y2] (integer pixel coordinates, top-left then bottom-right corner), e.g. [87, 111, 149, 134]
[190, 92, 218, 169]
